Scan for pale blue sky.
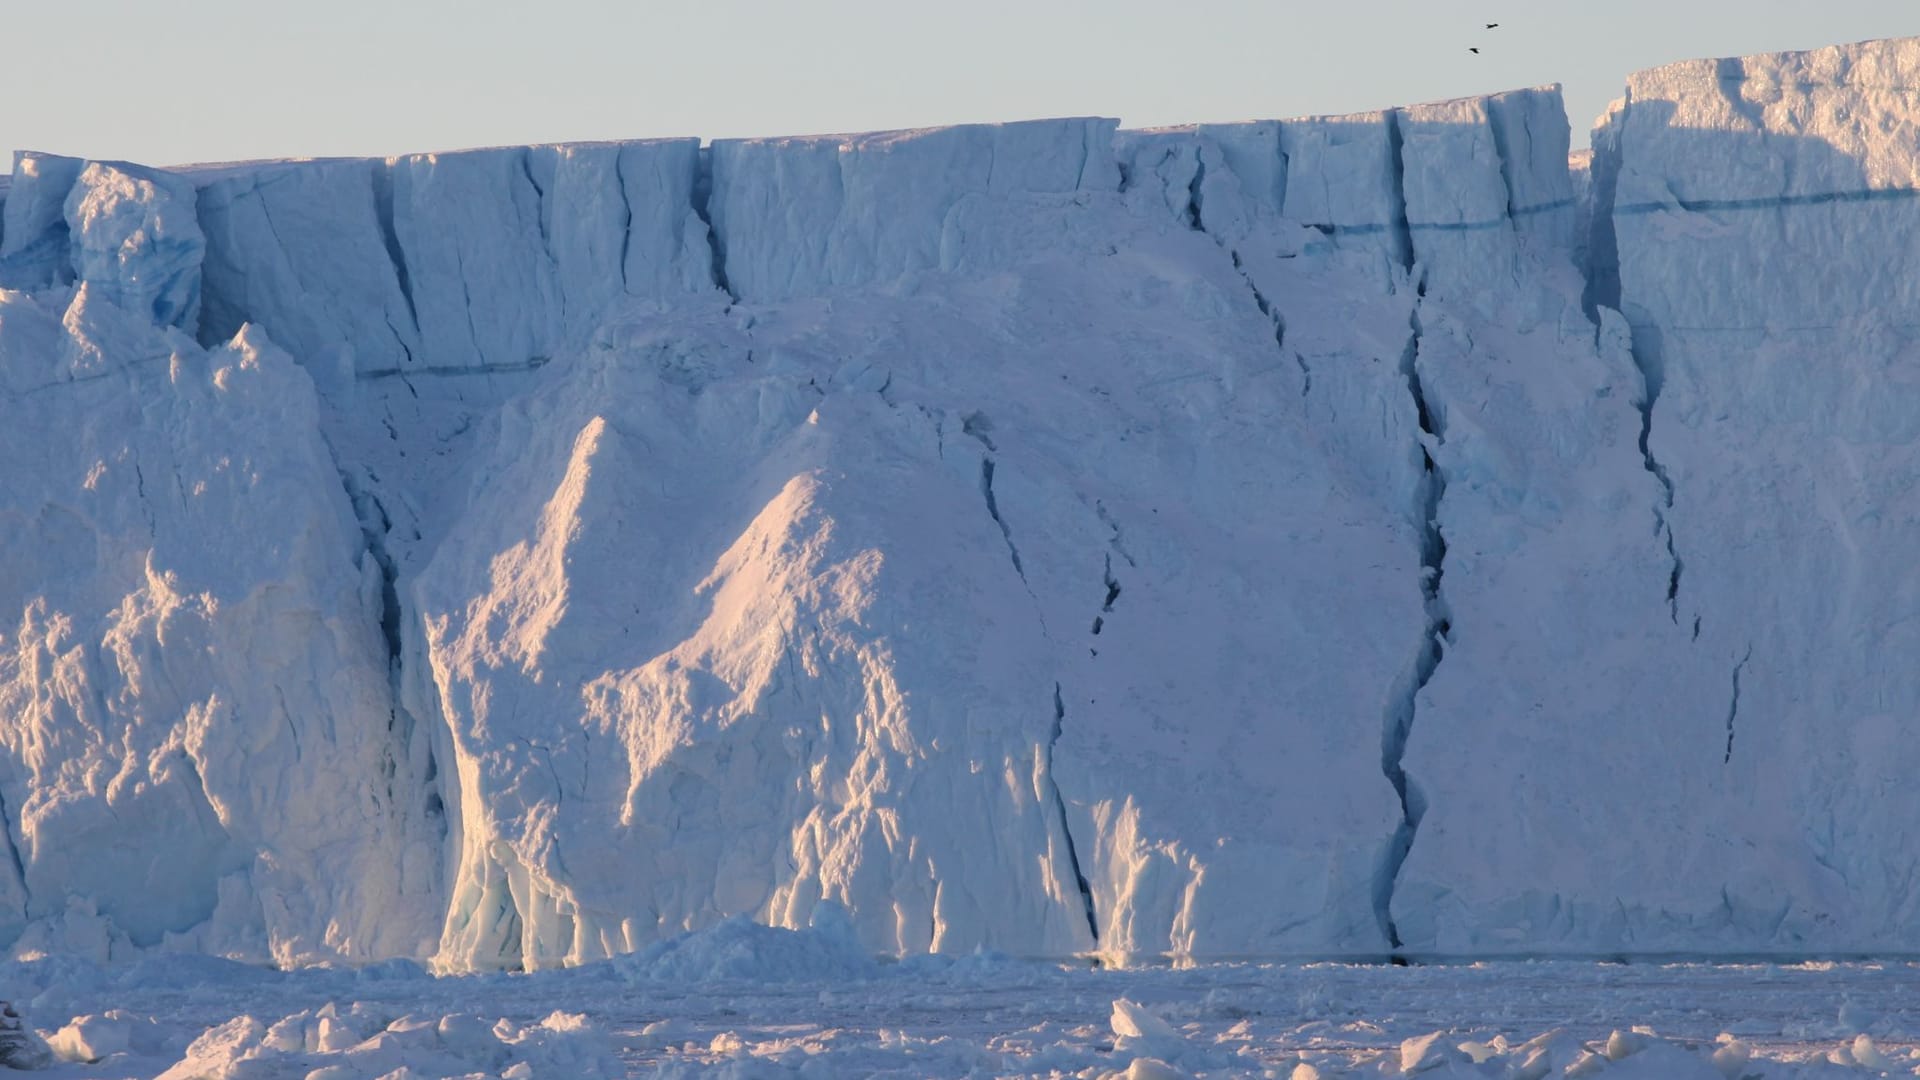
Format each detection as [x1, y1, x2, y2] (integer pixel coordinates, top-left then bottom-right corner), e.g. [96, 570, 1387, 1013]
[1, 1, 1913, 169]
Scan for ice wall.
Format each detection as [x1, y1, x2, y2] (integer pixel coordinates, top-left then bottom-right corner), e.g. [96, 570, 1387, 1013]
[0, 152, 84, 291]
[1386, 37, 1920, 958]
[707, 118, 1118, 302]
[2, 36, 1918, 971]
[410, 114, 1440, 969]
[196, 159, 422, 381]
[0, 154, 207, 333]
[1623, 37, 1920, 950]
[0, 285, 440, 964]
[195, 140, 716, 385]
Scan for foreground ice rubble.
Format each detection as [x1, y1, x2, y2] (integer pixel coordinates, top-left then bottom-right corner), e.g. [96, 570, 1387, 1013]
[152, 1006, 619, 1080]
[2, 34, 1920, 987]
[7, 920, 1920, 1076]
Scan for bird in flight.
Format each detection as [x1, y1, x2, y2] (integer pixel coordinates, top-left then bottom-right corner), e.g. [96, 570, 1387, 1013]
[1486, 22, 1500, 29]
[1469, 47, 1481, 54]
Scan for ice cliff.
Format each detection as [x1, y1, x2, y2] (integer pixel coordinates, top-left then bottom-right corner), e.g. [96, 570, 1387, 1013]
[2, 36, 1918, 971]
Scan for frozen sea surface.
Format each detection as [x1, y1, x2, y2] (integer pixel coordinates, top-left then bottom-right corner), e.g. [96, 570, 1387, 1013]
[10, 919, 1920, 1077]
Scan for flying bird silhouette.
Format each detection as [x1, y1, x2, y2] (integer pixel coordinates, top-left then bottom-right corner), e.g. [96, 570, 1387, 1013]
[1486, 22, 1500, 29]
[1469, 47, 1481, 54]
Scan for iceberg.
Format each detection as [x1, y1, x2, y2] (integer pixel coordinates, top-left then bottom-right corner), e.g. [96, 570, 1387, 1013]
[1, 35, 1917, 971]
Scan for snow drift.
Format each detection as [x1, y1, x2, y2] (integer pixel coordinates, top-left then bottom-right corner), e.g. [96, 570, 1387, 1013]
[2, 36, 1918, 971]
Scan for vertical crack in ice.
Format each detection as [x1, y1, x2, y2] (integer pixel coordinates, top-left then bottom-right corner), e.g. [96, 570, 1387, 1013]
[1630, 334, 1683, 623]
[382, 314, 418, 373]
[1385, 112, 1417, 274]
[132, 463, 157, 536]
[1517, 106, 1540, 221]
[338, 469, 446, 836]
[1377, 308, 1448, 956]
[1094, 500, 1137, 568]
[1047, 682, 1100, 946]
[968, 434, 1093, 946]
[612, 149, 634, 293]
[691, 146, 736, 302]
[1658, 503, 1683, 622]
[1274, 147, 1291, 218]
[1181, 142, 1306, 397]
[452, 249, 486, 368]
[1577, 91, 1684, 623]
[1724, 645, 1753, 765]
[0, 780, 28, 912]
[518, 148, 557, 271]
[1582, 88, 1630, 323]
[1487, 100, 1520, 224]
[970, 430, 1052, 628]
[1230, 251, 1285, 342]
[276, 685, 303, 764]
[1184, 148, 1207, 231]
[371, 162, 421, 332]
[978, 456, 1027, 585]
[343, 474, 405, 664]
[1226, 249, 1304, 396]
[1377, 124, 1448, 957]
[1090, 553, 1122, 639]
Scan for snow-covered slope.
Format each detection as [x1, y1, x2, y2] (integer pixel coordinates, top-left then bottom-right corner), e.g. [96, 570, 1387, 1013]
[2, 35, 1918, 971]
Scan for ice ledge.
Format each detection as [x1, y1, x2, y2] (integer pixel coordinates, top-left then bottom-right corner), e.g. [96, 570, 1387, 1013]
[708, 117, 1120, 302]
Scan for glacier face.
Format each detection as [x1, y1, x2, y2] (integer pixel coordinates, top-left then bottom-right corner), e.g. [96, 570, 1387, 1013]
[2, 36, 1918, 971]
[0, 288, 441, 965]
